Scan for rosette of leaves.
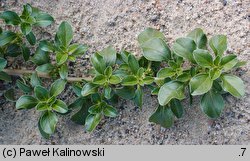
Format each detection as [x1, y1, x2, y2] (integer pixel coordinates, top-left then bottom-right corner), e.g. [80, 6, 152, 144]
[68, 46, 154, 132]
[35, 21, 88, 80]
[15, 79, 67, 138]
[138, 28, 245, 128]
[0, 3, 54, 60]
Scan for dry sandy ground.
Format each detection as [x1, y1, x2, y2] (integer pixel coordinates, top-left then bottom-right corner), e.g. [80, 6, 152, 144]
[0, 0, 249, 144]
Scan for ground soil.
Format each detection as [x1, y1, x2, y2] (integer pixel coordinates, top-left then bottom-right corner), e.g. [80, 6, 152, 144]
[0, 0, 249, 144]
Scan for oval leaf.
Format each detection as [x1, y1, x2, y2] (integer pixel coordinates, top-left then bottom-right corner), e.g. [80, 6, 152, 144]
[52, 99, 68, 114]
[189, 74, 213, 96]
[209, 35, 227, 57]
[81, 83, 98, 97]
[158, 81, 185, 106]
[50, 79, 66, 96]
[121, 75, 138, 86]
[56, 21, 73, 47]
[149, 105, 174, 128]
[173, 37, 196, 63]
[193, 49, 213, 67]
[85, 113, 101, 132]
[187, 28, 207, 49]
[221, 74, 245, 98]
[201, 90, 225, 118]
[16, 95, 38, 110]
[39, 111, 58, 134]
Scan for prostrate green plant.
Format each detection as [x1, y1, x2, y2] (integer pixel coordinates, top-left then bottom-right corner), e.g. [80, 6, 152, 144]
[137, 28, 245, 128]
[0, 3, 54, 59]
[16, 79, 67, 138]
[0, 4, 246, 138]
[37, 21, 88, 79]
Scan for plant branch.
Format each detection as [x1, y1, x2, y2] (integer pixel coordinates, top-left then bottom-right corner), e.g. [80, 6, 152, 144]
[2, 68, 92, 82]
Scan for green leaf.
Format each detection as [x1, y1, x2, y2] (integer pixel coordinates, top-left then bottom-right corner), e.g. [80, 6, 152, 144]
[91, 53, 106, 74]
[187, 28, 207, 49]
[128, 54, 139, 74]
[104, 86, 112, 99]
[85, 113, 102, 132]
[16, 95, 38, 109]
[52, 99, 68, 114]
[137, 67, 144, 78]
[36, 102, 49, 111]
[209, 35, 227, 56]
[56, 21, 73, 47]
[34, 13, 54, 27]
[4, 88, 15, 102]
[88, 104, 101, 114]
[158, 81, 185, 106]
[173, 37, 196, 63]
[99, 46, 117, 66]
[103, 105, 118, 117]
[21, 45, 30, 61]
[16, 79, 32, 93]
[138, 28, 171, 61]
[39, 40, 55, 52]
[38, 116, 50, 139]
[209, 68, 221, 80]
[170, 99, 184, 118]
[189, 74, 213, 96]
[233, 61, 247, 68]
[33, 67, 44, 81]
[221, 74, 245, 98]
[201, 90, 225, 118]
[26, 31, 36, 45]
[176, 73, 191, 82]
[149, 105, 174, 128]
[59, 64, 68, 80]
[93, 75, 107, 85]
[220, 54, 238, 71]
[68, 97, 85, 109]
[214, 56, 221, 66]
[0, 31, 17, 46]
[0, 58, 7, 71]
[34, 85, 49, 101]
[70, 98, 90, 125]
[56, 52, 68, 65]
[0, 11, 21, 25]
[20, 23, 32, 35]
[140, 38, 171, 62]
[50, 79, 66, 96]
[134, 87, 143, 108]
[104, 66, 112, 78]
[81, 83, 98, 97]
[143, 76, 154, 85]
[0, 71, 11, 82]
[39, 111, 58, 134]
[32, 47, 50, 65]
[121, 75, 138, 86]
[115, 86, 135, 99]
[109, 75, 121, 84]
[193, 49, 213, 67]
[138, 28, 165, 44]
[157, 67, 175, 79]
[69, 44, 88, 56]
[20, 4, 32, 18]
[71, 84, 82, 97]
[35, 63, 54, 73]
[5, 44, 22, 57]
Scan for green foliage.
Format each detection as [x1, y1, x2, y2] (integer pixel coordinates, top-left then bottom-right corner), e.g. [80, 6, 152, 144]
[0, 4, 246, 138]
